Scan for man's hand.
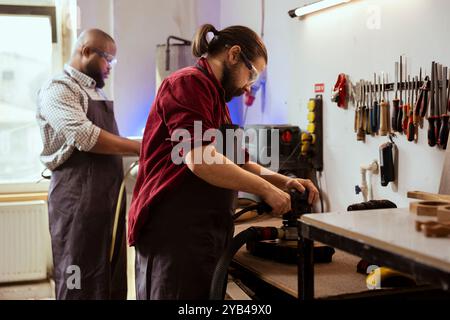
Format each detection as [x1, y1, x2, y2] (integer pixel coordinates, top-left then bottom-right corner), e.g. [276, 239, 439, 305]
[285, 178, 319, 205]
[260, 184, 291, 217]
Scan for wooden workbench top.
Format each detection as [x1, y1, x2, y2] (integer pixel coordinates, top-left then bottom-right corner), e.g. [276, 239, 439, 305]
[301, 208, 450, 273]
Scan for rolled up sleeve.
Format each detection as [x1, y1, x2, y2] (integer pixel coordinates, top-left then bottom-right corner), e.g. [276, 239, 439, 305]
[158, 76, 216, 147]
[39, 82, 101, 151]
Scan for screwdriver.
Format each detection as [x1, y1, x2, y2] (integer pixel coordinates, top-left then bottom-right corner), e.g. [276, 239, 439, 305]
[357, 80, 366, 141]
[376, 75, 382, 133]
[392, 61, 400, 132]
[407, 76, 416, 142]
[428, 61, 437, 147]
[396, 56, 404, 134]
[414, 76, 420, 140]
[419, 72, 431, 124]
[435, 63, 442, 144]
[354, 84, 361, 133]
[379, 72, 390, 136]
[363, 82, 369, 135]
[366, 82, 373, 135]
[438, 66, 449, 149]
[402, 60, 409, 133]
[413, 70, 422, 131]
[372, 75, 379, 134]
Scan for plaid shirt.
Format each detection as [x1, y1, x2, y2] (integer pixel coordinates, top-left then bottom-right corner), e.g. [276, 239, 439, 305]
[37, 65, 108, 170]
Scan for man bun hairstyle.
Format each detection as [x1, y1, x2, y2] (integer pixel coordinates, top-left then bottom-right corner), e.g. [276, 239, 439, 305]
[192, 24, 267, 64]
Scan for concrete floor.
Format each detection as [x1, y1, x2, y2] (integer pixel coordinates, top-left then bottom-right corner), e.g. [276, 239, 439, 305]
[0, 246, 137, 300]
[0, 280, 55, 300]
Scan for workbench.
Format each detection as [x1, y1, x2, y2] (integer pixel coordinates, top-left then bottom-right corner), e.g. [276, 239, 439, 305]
[232, 216, 369, 299]
[298, 208, 450, 300]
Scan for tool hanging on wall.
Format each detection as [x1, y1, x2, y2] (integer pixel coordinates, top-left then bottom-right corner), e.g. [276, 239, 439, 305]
[372, 76, 379, 135]
[364, 81, 370, 136]
[435, 63, 443, 145]
[376, 75, 382, 133]
[331, 73, 349, 108]
[367, 80, 373, 135]
[380, 136, 396, 187]
[407, 75, 416, 142]
[428, 61, 438, 147]
[357, 80, 366, 141]
[402, 61, 410, 133]
[412, 74, 422, 141]
[414, 75, 420, 138]
[396, 56, 404, 134]
[419, 71, 431, 128]
[353, 81, 359, 134]
[438, 66, 449, 149]
[379, 73, 390, 136]
[392, 61, 400, 133]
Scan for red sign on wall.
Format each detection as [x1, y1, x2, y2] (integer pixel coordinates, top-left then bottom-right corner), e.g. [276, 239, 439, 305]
[314, 83, 325, 93]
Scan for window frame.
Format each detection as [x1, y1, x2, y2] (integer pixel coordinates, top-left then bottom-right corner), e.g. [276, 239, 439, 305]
[0, 4, 57, 43]
[0, 4, 57, 193]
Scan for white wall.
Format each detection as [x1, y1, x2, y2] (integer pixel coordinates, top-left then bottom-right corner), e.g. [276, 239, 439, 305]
[76, 0, 114, 97]
[112, 0, 220, 137]
[220, 0, 450, 211]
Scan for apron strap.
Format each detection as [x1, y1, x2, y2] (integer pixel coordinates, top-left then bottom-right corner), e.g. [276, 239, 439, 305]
[41, 168, 51, 180]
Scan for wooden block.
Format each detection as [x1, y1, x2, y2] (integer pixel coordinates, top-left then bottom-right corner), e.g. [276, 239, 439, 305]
[409, 201, 450, 216]
[407, 191, 450, 202]
[424, 224, 450, 238]
[415, 220, 450, 238]
[437, 206, 450, 223]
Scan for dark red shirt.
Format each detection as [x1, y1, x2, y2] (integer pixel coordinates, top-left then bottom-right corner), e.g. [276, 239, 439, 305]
[128, 58, 237, 245]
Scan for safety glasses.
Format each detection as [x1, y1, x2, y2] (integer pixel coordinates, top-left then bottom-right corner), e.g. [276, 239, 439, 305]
[239, 50, 259, 86]
[91, 47, 117, 67]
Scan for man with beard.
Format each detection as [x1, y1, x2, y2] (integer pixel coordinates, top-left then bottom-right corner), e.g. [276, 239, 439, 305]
[129, 24, 319, 300]
[37, 29, 140, 300]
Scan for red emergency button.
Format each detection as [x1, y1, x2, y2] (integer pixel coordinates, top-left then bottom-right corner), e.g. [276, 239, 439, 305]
[281, 130, 293, 143]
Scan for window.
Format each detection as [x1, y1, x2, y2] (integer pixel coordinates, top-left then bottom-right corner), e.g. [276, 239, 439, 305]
[0, 5, 56, 188]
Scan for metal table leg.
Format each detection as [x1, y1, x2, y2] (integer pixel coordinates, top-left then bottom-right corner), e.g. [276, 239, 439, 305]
[298, 228, 314, 300]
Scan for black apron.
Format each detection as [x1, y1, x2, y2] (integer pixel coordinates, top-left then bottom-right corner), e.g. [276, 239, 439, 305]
[135, 64, 237, 300]
[47, 81, 127, 300]
[135, 173, 236, 300]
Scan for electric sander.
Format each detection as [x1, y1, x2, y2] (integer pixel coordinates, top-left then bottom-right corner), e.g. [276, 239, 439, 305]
[245, 189, 335, 264]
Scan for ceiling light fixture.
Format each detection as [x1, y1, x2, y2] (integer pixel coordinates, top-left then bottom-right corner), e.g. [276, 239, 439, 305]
[288, 0, 352, 18]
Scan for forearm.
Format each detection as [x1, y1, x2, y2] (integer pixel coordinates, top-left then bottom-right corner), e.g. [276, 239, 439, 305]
[185, 146, 271, 197]
[243, 161, 290, 190]
[89, 129, 141, 156]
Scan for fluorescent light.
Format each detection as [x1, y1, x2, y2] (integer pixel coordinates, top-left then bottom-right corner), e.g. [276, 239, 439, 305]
[288, 0, 352, 18]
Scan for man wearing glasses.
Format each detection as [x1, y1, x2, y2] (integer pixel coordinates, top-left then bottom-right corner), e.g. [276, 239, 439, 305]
[37, 29, 140, 300]
[129, 24, 318, 300]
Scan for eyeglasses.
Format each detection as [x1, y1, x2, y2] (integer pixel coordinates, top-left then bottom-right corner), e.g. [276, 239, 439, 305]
[239, 50, 259, 86]
[91, 47, 117, 67]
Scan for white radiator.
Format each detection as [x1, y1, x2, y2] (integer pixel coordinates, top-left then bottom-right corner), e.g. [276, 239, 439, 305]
[0, 201, 50, 283]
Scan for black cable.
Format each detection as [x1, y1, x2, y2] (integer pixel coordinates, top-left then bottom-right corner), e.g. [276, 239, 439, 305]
[232, 205, 259, 221]
[232, 202, 272, 221]
[278, 141, 301, 172]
